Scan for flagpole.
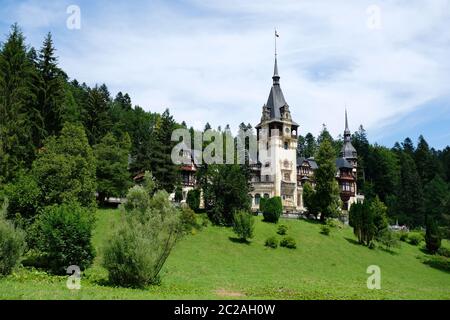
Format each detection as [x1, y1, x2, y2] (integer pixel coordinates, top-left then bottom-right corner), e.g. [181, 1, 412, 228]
[274, 28, 277, 58]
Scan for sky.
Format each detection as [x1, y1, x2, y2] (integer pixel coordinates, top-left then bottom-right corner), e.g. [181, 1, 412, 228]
[1, 0, 449, 149]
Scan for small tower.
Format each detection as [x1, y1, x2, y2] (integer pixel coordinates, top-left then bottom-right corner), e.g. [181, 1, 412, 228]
[339, 109, 358, 199]
[340, 109, 358, 169]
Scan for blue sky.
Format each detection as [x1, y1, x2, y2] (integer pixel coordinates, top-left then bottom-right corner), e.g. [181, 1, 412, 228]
[1, 0, 450, 149]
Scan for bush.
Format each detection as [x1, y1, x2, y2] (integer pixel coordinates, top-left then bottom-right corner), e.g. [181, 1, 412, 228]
[262, 197, 282, 223]
[186, 189, 201, 211]
[437, 247, 450, 258]
[377, 229, 400, 250]
[408, 232, 423, 246]
[259, 197, 267, 212]
[423, 255, 450, 272]
[320, 225, 331, 235]
[399, 231, 409, 242]
[180, 206, 199, 233]
[232, 210, 255, 241]
[277, 224, 288, 235]
[33, 203, 95, 275]
[425, 217, 441, 254]
[3, 172, 42, 222]
[0, 202, 26, 276]
[174, 186, 183, 203]
[264, 236, 278, 248]
[280, 236, 297, 249]
[102, 189, 183, 288]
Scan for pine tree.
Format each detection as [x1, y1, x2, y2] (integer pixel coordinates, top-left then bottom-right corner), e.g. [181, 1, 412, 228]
[0, 24, 37, 182]
[304, 133, 317, 158]
[150, 109, 179, 192]
[423, 175, 448, 224]
[425, 216, 441, 254]
[36, 33, 65, 141]
[415, 135, 438, 185]
[402, 137, 415, 155]
[84, 85, 112, 145]
[398, 152, 424, 226]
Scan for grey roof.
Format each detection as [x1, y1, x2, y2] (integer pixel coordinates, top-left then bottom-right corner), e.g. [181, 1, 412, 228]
[297, 157, 318, 169]
[308, 158, 318, 169]
[340, 142, 357, 159]
[340, 109, 357, 159]
[260, 57, 298, 127]
[336, 157, 353, 169]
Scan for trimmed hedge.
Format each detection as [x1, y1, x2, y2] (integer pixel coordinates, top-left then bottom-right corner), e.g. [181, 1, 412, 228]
[280, 236, 297, 249]
[186, 189, 201, 212]
[262, 197, 282, 223]
[264, 236, 278, 248]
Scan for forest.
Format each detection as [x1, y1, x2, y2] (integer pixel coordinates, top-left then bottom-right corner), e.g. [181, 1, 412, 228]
[1, 23, 449, 237]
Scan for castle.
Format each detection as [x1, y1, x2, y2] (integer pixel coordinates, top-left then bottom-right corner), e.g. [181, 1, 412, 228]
[179, 54, 363, 213]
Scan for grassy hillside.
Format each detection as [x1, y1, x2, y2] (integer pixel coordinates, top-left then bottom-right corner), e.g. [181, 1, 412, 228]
[0, 209, 449, 300]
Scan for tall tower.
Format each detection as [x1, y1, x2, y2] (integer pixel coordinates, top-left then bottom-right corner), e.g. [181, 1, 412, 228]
[340, 109, 357, 167]
[254, 47, 299, 212]
[340, 110, 358, 194]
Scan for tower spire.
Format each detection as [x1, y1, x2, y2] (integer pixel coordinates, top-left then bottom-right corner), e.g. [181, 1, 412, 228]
[273, 29, 280, 85]
[344, 108, 350, 136]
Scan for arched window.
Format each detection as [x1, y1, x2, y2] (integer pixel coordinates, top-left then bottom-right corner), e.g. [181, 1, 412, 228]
[264, 193, 270, 199]
[255, 194, 261, 205]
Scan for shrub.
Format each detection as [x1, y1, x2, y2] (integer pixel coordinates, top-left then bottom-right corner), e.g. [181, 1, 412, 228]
[186, 189, 201, 211]
[408, 232, 423, 245]
[425, 217, 441, 254]
[280, 236, 297, 249]
[320, 225, 331, 236]
[399, 231, 409, 242]
[0, 201, 26, 276]
[277, 224, 288, 235]
[423, 255, 450, 272]
[3, 172, 42, 222]
[180, 206, 199, 233]
[262, 197, 282, 223]
[232, 210, 255, 241]
[259, 197, 267, 212]
[377, 229, 400, 250]
[174, 186, 183, 203]
[264, 236, 278, 248]
[102, 189, 183, 288]
[437, 247, 450, 258]
[33, 203, 95, 275]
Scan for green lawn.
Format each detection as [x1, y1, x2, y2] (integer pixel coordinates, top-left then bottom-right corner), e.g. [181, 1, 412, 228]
[0, 208, 449, 300]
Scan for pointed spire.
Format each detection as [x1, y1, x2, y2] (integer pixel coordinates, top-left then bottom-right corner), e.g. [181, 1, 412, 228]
[273, 56, 280, 84]
[272, 29, 280, 85]
[344, 108, 350, 136]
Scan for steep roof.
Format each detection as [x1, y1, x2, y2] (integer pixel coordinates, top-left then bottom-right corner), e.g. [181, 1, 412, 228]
[336, 157, 353, 169]
[340, 109, 357, 159]
[257, 56, 298, 127]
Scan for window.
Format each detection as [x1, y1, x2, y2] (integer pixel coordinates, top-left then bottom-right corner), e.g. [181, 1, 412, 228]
[265, 175, 270, 182]
[264, 193, 270, 199]
[284, 142, 288, 150]
[255, 194, 261, 205]
[284, 172, 290, 181]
